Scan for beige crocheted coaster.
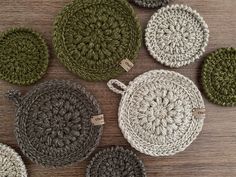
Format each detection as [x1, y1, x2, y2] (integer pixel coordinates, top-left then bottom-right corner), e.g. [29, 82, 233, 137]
[0, 143, 27, 177]
[145, 5, 209, 68]
[108, 70, 205, 156]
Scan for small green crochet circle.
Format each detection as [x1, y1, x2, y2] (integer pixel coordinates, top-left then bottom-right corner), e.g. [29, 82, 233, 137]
[53, 0, 141, 81]
[202, 48, 236, 106]
[0, 28, 49, 85]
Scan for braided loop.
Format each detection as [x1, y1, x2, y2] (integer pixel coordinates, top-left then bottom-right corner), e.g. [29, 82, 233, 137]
[53, 0, 141, 81]
[202, 47, 236, 106]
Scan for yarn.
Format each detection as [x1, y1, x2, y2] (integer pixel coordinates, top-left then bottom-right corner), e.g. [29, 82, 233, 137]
[53, 0, 141, 81]
[0, 143, 27, 177]
[7, 80, 103, 167]
[202, 47, 236, 106]
[108, 70, 205, 156]
[131, 0, 170, 8]
[86, 146, 146, 177]
[0, 27, 49, 85]
[145, 5, 209, 68]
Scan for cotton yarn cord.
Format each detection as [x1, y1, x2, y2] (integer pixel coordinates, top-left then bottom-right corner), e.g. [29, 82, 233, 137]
[145, 5, 209, 68]
[108, 70, 205, 156]
[202, 48, 236, 106]
[86, 146, 146, 177]
[131, 0, 170, 8]
[0, 143, 27, 177]
[6, 80, 103, 167]
[53, 0, 141, 81]
[0, 27, 49, 85]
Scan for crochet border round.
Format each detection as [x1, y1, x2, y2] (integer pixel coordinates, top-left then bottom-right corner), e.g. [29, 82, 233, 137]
[86, 146, 146, 177]
[202, 47, 236, 106]
[0, 143, 27, 177]
[53, 0, 142, 81]
[108, 70, 205, 156]
[131, 0, 170, 8]
[7, 80, 103, 167]
[145, 5, 209, 68]
[0, 27, 49, 85]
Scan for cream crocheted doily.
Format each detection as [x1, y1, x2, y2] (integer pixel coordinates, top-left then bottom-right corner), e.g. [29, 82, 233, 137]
[108, 70, 205, 156]
[145, 5, 209, 67]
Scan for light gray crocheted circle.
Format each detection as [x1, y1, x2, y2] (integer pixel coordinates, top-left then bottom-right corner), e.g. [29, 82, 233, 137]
[0, 143, 27, 177]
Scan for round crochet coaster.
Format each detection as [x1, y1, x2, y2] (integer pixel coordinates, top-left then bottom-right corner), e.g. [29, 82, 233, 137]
[0, 27, 49, 85]
[202, 48, 236, 106]
[6, 80, 104, 167]
[131, 0, 170, 8]
[0, 143, 27, 177]
[86, 146, 146, 177]
[108, 70, 205, 156]
[145, 5, 209, 68]
[53, 0, 141, 81]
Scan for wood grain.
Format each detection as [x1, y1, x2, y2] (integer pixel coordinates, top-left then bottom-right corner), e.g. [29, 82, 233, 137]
[0, 0, 236, 176]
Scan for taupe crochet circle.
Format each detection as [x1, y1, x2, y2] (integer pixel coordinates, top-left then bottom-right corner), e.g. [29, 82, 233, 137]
[86, 146, 146, 177]
[145, 5, 209, 67]
[131, 0, 170, 8]
[108, 70, 205, 156]
[8, 80, 103, 167]
[0, 143, 27, 177]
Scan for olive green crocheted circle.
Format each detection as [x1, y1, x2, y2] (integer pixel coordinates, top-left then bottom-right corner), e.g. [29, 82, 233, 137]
[0, 28, 49, 85]
[202, 48, 236, 106]
[53, 0, 141, 81]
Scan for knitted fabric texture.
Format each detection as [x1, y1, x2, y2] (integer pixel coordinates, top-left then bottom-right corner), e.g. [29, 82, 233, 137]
[0, 27, 49, 85]
[145, 5, 209, 68]
[53, 0, 141, 81]
[108, 70, 205, 156]
[7, 80, 103, 167]
[202, 48, 236, 106]
[131, 0, 170, 8]
[86, 146, 146, 177]
[0, 143, 27, 177]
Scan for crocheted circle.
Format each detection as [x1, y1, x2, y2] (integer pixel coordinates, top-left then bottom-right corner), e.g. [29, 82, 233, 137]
[7, 80, 103, 166]
[86, 146, 146, 177]
[0, 27, 49, 85]
[108, 70, 205, 156]
[202, 48, 236, 106]
[145, 5, 209, 68]
[0, 143, 27, 177]
[131, 0, 170, 8]
[53, 0, 141, 81]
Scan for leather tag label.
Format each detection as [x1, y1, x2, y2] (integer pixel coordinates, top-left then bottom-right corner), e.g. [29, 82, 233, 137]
[91, 114, 105, 125]
[120, 58, 134, 72]
[192, 108, 206, 119]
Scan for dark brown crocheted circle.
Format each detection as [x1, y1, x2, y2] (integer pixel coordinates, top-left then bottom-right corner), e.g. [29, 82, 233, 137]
[10, 80, 103, 167]
[86, 146, 146, 177]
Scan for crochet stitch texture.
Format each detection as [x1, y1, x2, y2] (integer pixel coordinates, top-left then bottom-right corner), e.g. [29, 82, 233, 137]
[145, 5, 209, 68]
[108, 70, 205, 156]
[131, 0, 170, 8]
[53, 0, 141, 81]
[7, 80, 103, 167]
[0, 143, 27, 177]
[202, 48, 236, 106]
[86, 146, 146, 177]
[0, 27, 49, 85]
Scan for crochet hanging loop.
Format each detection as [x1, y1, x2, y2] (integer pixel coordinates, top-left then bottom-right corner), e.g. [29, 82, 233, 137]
[107, 79, 127, 95]
[6, 90, 22, 107]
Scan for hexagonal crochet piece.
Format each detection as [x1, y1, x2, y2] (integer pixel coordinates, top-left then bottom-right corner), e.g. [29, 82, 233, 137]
[86, 146, 146, 177]
[0, 28, 49, 85]
[0, 143, 27, 177]
[131, 0, 170, 8]
[53, 0, 141, 81]
[7, 80, 103, 167]
[108, 70, 205, 156]
[145, 5, 209, 68]
[202, 48, 236, 106]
